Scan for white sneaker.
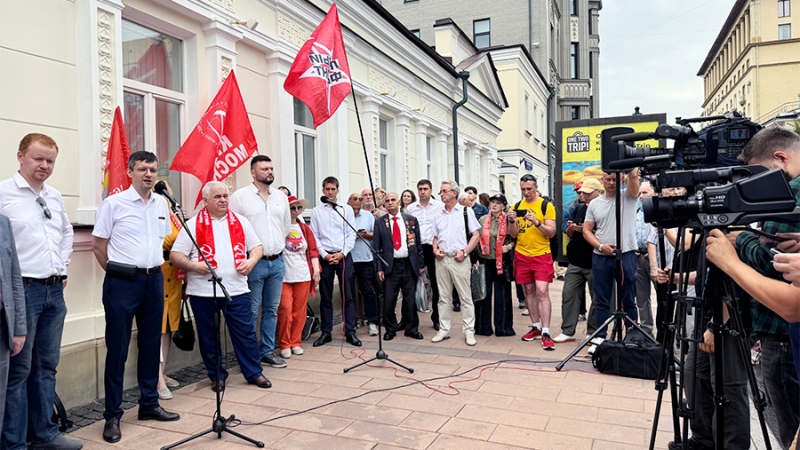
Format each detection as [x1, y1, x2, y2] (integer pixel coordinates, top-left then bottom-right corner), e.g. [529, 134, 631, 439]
[552, 333, 576, 343]
[280, 348, 292, 359]
[590, 337, 605, 346]
[465, 332, 476, 346]
[291, 347, 304, 355]
[588, 344, 598, 356]
[368, 323, 378, 336]
[431, 330, 450, 343]
[521, 308, 529, 316]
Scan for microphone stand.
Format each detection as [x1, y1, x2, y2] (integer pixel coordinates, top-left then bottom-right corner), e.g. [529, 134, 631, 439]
[160, 199, 264, 450]
[321, 200, 414, 374]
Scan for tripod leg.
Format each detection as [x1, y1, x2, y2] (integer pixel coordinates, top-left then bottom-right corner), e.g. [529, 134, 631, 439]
[556, 314, 618, 371]
[160, 428, 215, 450]
[223, 428, 265, 448]
[382, 356, 415, 373]
[343, 357, 377, 373]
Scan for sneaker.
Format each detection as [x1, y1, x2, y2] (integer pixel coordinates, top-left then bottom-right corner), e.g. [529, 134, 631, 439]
[368, 323, 378, 336]
[291, 347, 304, 355]
[280, 348, 292, 359]
[518, 300, 526, 309]
[557, 275, 565, 281]
[521, 308, 530, 316]
[260, 354, 287, 368]
[588, 344, 598, 355]
[589, 337, 605, 346]
[157, 387, 173, 400]
[541, 333, 555, 351]
[465, 331, 477, 346]
[521, 327, 542, 341]
[431, 330, 450, 343]
[552, 333, 575, 343]
[30, 434, 83, 450]
[164, 376, 180, 388]
[577, 314, 586, 322]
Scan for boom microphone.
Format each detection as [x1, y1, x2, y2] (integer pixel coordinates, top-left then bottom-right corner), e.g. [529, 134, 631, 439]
[320, 196, 340, 207]
[155, 181, 180, 208]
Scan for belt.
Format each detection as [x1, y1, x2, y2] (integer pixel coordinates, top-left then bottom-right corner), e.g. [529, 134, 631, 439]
[443, 252, 457, 257]
[24, 275, 67, 286]
[325, 249, 342, 254]
[135, 267, 161, 275]
[262, 252, 283, 261]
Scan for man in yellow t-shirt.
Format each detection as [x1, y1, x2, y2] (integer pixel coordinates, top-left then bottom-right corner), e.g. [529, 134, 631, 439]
[510, 174, 557, 350]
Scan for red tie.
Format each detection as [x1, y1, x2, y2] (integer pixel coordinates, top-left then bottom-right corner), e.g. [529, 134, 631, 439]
[392, 217, 402, 251]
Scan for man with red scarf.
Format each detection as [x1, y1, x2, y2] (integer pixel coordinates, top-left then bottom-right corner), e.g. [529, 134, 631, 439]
[170, 181, 272, 393]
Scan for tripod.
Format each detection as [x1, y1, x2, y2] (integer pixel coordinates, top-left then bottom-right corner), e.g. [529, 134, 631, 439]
[557, 171, 657, 371]
[161, 203, 264, 450]
[647, 227, 772, 450]
[320, 203, 414, 374]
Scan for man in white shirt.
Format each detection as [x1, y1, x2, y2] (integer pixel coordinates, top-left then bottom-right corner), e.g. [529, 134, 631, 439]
[170, 181, 272, 393]
[92, 152, 180, 444]
[430, 181, 480, 346]
[0, 133, 81, 450]
[229, 155, 291, 369]
[347, 194, 378, 336]
[405, 179, 444, 330]
[309, 177, 360, 347]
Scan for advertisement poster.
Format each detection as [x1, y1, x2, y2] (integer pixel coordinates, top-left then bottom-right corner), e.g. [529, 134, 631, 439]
[554, 114, 666, 262]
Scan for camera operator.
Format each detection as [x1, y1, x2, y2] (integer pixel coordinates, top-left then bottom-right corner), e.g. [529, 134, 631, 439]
[726, 127, 800, 449]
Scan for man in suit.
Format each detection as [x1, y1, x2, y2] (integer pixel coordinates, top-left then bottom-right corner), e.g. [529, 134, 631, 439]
[0, 214, 25, 437]
[373, 193, 425, 340]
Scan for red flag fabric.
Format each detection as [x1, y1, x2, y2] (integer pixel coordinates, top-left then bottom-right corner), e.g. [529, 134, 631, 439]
[284, 2, 352, 129]
[170, 71, 258, 205]
[103, 106, 132, 198]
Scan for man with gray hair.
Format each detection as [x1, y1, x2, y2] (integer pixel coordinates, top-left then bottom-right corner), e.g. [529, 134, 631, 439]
[430, 181, 480, 346]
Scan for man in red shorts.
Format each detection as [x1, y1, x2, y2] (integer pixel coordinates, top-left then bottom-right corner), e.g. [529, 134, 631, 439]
[511, 174, 557, 350]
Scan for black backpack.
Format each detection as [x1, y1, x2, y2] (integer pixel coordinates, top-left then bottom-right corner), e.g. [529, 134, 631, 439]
[514, 199, 559, 258]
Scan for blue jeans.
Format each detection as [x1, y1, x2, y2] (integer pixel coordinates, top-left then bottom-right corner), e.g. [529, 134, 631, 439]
[592, 251, 638, 339]
[190, 294, 263, 383]
[760, 335, 800, 449]
[2, 279, 67, 449]
[248, 258, 285, 357]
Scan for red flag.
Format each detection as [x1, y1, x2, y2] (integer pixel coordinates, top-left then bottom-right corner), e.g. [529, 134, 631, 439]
[284, 2, 352, 129]
[103, 106, 132, 198]
[170, 71, 258, 205]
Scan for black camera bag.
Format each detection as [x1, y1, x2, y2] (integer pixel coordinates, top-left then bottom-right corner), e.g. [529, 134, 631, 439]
[591, 334, 662, 380]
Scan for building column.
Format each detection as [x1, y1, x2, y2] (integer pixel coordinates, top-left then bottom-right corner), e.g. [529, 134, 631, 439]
[479, 146, 490, 191]
[265, 49, 297, 192]
[436, 130, 451, 183]
[414, 120, 430, 182]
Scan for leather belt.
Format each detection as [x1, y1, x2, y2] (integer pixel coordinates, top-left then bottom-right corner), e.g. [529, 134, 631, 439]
[443, 252, 458, 257]
[262, 252, 283, 261]
[24, 275, 67, 286]
[135, 267, 161, 275]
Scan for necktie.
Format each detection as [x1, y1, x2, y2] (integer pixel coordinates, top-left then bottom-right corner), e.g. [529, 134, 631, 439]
[392, 217, 402, 251]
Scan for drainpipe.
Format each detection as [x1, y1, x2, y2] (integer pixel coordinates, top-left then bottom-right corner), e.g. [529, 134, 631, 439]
[452, 70, 470, 184]
[545, 84, 556, 196]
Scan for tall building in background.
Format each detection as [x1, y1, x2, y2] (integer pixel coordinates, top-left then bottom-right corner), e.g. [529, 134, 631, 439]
[381, 0, 602, 193]
[699, 0, 800, 126]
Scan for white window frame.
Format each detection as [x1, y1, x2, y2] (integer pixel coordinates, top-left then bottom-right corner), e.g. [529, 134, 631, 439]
[778, 23, 791, 40]
[379, 117, 392, 191]
[425, 135, 433, 180]
[524, 92, 531, 135]
[294, 99, 318, 208]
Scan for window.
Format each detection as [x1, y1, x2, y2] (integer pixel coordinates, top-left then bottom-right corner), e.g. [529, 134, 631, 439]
[294, 98, 317, 207]
[524, 93, 530, 134]
[379, 118, 389, 189]
[779, 0, 791, 17]
[473, 19, 490, 49]
[122, 19, 185, 200]
[571, 106, 580, 120]
[410, 29, 420, 38]
[533, 103, 539, 139]
[589, 55, 593, 78]
[570, 43, 579, 79]
[779, 24, 792, 40]
[425, 136, 433, 180]
[588, 15, 593, 34]
[570, 0, 578, 15]
[404, 0, 418, 2]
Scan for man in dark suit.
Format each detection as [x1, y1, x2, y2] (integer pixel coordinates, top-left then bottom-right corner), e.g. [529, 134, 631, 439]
[373, 193, 425, 340]
[0, 214, 26, 431]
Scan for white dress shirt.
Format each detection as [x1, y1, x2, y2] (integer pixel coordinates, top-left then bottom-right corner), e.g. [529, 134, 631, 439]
[229, 184, 291, 257]
[431, 204, 480, 253]
[171, 211, 261, 297]
[351, 210, 374, 263]
[404, 199, 443, 245]
[387, 213, 409, 258]
[0, 173, 74, 278]
[309, 202, 355, 258]
[93, 186, 171, 269]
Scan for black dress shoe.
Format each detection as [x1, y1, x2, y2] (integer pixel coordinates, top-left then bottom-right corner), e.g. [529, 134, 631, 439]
[138, 406, 180, 422]
[453, 304, 461, 312]
[404, 331, 424, 340]
[211, 379, 225, 392]
[313, 333, 332, 347]
[346, 334, 362, 347]
[250, 375, 272, 389]
[383, 331, 395, 341]
[103, 418, 121, 443]
[433, 323, 440, 331]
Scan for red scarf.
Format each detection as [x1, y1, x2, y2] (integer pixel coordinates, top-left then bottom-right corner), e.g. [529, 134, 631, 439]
[480, 212, 507, 274]
[195, 208, 246, 269]
[169, 213, 185, 280]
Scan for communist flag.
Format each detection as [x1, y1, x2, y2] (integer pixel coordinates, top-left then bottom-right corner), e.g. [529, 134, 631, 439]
[284, 2, 352, 129]
[103, 106, 132, 198]
[170, 71, 258, 206]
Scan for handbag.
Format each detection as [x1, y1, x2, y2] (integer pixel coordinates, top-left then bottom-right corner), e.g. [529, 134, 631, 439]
[502, 250, 515, 283]
[415, 271, 433, 312]
[172, 299, 195, 352]
[471, 263, 487, 301]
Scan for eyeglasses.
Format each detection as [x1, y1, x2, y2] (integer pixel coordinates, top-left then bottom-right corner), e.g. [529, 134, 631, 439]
[438, 189, 452, 195]
[350, 197, 363, 201]
[290, 206, 304, 212]
[36, 197, 51, 220]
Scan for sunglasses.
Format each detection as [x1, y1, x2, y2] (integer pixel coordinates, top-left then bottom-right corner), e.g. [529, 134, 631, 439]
[36, 197, 52, 220]
[290, 206, 304, 212]
[520, 175, 537, 183]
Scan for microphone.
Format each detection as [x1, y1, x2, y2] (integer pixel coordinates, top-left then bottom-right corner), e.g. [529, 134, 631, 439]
[155, 181, 180, 208]
[320, 196, 340, 208]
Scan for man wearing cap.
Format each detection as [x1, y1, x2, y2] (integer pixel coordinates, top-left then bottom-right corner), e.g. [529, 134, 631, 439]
[348, 193, 379, 337]
[553, 178, 602, 343]
[229, 155, 291, 369]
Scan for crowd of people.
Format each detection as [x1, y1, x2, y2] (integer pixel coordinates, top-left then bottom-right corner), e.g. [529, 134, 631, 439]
[0, 129, 799, 449]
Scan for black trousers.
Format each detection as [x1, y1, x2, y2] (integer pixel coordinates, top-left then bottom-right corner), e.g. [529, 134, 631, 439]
[319, 254, 357, 336]
[422, 244, 440, 327]
[474, 259, 515, 336]
[383, 258, 420, 334]
[353, 262, 378, 324]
